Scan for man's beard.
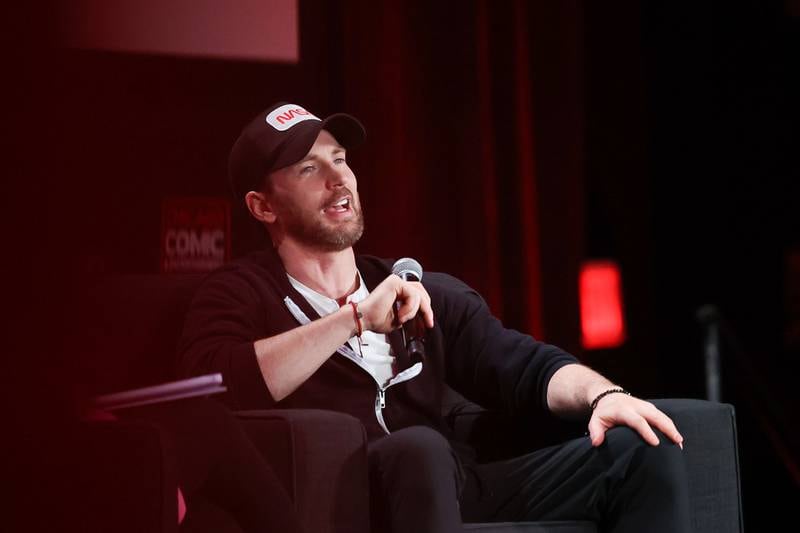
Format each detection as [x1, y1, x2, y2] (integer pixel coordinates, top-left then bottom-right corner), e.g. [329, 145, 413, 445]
[278, 194, 365, 252]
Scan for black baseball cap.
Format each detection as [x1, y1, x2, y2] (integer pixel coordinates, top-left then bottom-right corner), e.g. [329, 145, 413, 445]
[228, 102, 366, 201]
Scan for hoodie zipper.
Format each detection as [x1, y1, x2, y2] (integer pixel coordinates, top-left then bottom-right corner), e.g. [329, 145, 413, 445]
[378, 389, 386, 408]
[284, 296, 423, 434]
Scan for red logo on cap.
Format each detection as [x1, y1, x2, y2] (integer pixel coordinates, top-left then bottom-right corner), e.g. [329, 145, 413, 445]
[276, 108, 310, 125]
[266, 104, 320, 131]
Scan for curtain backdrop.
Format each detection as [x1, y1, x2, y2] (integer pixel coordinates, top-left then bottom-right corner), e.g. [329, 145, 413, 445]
[49, 1, 585, 348]
[314, 0, 555, 338]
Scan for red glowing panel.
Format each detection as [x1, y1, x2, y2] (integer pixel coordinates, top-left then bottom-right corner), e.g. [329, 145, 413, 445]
[580, 260, 626, 349]
[57, 0, 299, 63]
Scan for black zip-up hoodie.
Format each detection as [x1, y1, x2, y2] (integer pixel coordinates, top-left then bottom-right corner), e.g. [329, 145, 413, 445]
[178, 247, 578, 441]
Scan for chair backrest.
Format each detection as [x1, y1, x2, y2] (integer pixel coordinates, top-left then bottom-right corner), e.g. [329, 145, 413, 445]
[75, 274, 205, 395]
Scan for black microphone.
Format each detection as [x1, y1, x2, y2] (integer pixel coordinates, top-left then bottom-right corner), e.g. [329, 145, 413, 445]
[391, 257, 427, 363]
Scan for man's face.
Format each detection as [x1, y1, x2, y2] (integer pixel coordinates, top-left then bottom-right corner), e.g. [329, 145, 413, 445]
[265, 129, 364, 251]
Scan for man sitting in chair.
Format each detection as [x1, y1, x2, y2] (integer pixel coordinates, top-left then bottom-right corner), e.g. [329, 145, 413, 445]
[179, 102, 690, 533]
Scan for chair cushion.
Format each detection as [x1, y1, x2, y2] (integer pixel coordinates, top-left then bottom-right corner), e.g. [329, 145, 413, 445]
[464, 521, 597, 532]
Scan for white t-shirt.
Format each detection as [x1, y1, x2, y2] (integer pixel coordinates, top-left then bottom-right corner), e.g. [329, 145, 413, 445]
[287, 272, 397, 386]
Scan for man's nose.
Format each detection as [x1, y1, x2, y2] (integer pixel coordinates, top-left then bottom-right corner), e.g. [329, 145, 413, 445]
[325, 164, 349, 188]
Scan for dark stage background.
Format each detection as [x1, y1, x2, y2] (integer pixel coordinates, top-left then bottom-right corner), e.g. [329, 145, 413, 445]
[9, 0, 799, 529]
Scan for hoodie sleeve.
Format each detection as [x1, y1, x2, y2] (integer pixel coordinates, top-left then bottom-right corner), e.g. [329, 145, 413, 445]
[426, 272, 578, 416]
[177, 268, 276, 410]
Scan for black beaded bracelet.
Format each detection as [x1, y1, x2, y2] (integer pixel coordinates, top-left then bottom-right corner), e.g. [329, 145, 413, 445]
[590, 388, 630, 410]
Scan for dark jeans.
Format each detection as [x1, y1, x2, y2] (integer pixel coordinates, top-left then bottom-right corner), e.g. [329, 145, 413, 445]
[368, 425, 691, 533]
[124, 398, 303, 533]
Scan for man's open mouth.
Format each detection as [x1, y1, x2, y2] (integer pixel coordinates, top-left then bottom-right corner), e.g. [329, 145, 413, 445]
[324, 196, 351, 214]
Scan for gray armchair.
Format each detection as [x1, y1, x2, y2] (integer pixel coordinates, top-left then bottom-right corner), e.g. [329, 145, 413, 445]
[77, 274, 743, 533]
[444, 396, 743, 532]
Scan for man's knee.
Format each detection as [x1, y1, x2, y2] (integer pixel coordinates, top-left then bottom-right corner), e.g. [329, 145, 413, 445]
[369, 426, 460, 490]
[603, 427, 688, 496]
[370, 426, 453, 467]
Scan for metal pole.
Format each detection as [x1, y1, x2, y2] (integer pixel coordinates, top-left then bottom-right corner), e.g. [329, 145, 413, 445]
[703, 317, 721, 403]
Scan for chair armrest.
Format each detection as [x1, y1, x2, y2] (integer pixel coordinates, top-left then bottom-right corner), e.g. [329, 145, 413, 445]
[236, 409, 370, 533]
[650, 399, 744, 533]
[448, 397, 743, 533]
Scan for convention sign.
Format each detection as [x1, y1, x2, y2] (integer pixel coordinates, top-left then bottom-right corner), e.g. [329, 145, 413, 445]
[161, 197, 230, 273]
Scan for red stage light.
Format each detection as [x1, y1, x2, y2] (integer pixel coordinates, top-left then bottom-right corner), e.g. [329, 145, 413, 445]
[580, 260, 626, 349]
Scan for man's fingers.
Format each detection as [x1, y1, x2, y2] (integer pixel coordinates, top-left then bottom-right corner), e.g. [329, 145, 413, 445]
[587, 417, 607, 447]
[397, 290, 421, 323]
[643, 406, 684, 447]
[362, 276, 435, 332]
[624, 412, 660, 446]
[396, 282, 433, 326]
[416, 284, 434, 327]
[588, 398, 684, 450]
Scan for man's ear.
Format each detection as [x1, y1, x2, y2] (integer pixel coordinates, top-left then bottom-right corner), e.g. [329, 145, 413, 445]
[244, 190, 277, 224]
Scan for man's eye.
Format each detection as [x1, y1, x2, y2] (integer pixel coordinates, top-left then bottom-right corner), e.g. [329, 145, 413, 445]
[300, 165, 315, 174]
[334, 158, 346, 164]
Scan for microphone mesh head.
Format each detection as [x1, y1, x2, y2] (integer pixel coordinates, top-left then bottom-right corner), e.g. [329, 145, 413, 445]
[392, 257, 423, 281]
